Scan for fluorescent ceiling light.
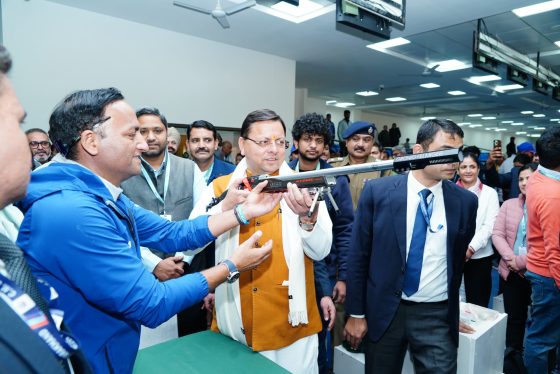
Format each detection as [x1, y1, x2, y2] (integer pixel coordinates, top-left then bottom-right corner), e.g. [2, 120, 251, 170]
[495, 128, 507, 132]
[420, 83, 440, 89]
[469, 124, 482, 128]
[385, 97, 407, 102]
[534, 127, 546, 130]
[467, 75, 501, 85]
[529, 134, 541, 137]
[482, 116, 496, 120]
[448, 90, 466, 96]
[556, 41, 560, 47]
[521, 111, 534, 114]
[367, 37, 410, 51]
[495, 84, 524, 92]
[502, 120, 514, 123]
[457, 122, 471, 126]
[511, 123, 524, 126]
[512, 1, 560, 17]
[550, 118, 560, 122]
[421, 116, 436, 121]
[356, 91, 379, 96]
[468, 114, 483, 117]
[325, 100, 337, 105]
[485, 127, 497, 131]
[516, 131, 527, 135]
[256, 0, 334, 23]
[533, 114, 546, 117]
[434, 59, 470, 72]
[334, 102, 355, 108]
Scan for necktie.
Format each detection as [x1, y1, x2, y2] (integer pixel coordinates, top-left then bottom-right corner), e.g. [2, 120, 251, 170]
[403, 189, 432, 297]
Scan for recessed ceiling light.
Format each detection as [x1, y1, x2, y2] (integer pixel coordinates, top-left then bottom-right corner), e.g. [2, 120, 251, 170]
[482, 116, 496, 120]
[485, 127, 497, 131]
[501, 121, 514, 123]
[469, 124, 482, 128]
[259, 0, 335, 23]
[468, 114, 483, 117]
[516, 131, 527, 135]
[366, 37, 410, 51]
[529, 134, 541, 138]
[334, 102, 355, 108]
[550, 118, 560, 122]
[556, 41, 560, 47]
[356, 91, 379, 96]
[533, 114, 546, 117]
[385, 97, 407, 102]
[467, 75, 501, 85]
[421, 116, 436, 121]
[495, 128, 507, 132]
[534, 127, 546, 130]
[434, 59, 470, 72]
[512, 1, 560, 17]
[325, 100, 337, 105]
[521, 111, 534, 114]
[495, 84, 524, 92]
[448, 90, 466, 96]
[457, 122, 471, 126]
[420, 83, 440, 88]
[511, 123, 524, 126]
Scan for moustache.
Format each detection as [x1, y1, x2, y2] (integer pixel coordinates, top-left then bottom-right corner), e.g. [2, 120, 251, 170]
[195, 148, 210, 153]
[353, 147, 366, 152]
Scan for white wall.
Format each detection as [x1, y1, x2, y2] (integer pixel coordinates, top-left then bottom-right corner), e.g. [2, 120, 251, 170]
[3, 0, 295, 132]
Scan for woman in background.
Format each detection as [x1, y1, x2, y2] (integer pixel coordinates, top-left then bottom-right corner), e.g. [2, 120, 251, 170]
[457, 152, 500, 307]
[492, 163, 538, 352]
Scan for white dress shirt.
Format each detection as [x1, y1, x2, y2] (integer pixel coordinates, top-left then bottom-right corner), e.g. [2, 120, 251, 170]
[403, 172, 448, 302]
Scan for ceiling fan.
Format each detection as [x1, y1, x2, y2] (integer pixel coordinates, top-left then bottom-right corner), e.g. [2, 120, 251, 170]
[173, 0, 256, 29]
[401, 64, 443, 78]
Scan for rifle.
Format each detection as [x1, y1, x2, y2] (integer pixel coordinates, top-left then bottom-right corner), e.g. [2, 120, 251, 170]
[207, 148, 463, 213]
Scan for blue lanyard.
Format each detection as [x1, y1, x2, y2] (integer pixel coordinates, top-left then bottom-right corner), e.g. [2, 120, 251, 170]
[0, 273, 79, 359]
[418, 192, 444, 233]
[519, 203, 528, 247]
[140, 154, 171, 211]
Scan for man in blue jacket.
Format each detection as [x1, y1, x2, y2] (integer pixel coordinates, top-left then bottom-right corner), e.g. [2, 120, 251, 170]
[16, 87, 284, 373]
[288, 113, 354, 374]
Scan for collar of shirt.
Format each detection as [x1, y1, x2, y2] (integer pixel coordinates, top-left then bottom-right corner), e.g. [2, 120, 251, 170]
[54, 156, 122, 201]
[538, 164, 560, 181]
[408, 171, 442, 198]
[141, 150, 168, 178]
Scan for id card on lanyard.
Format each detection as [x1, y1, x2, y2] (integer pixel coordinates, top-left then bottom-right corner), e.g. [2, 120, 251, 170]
[140, 157, 171, 216]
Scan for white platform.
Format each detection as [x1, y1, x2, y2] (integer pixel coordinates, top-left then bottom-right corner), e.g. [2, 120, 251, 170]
[333, 303, 507, 374]
[139, 315, 178, 349]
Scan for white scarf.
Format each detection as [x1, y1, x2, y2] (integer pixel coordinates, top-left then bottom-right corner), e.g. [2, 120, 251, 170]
[209, 158, 310, 345]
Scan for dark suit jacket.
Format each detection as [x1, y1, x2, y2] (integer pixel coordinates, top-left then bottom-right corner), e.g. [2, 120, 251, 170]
[208, 158, 236, 185]
[345, 174, 477, 346]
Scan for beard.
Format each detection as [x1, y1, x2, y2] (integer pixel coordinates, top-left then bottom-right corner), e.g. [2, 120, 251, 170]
[143, 143, 165, 158]
[299, 150, 321, 163]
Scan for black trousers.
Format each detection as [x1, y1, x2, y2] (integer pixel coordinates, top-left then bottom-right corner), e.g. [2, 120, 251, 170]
[365, 300, 457, 374]
[464, 255, 493, 307]
[501, 272, 532, 351]
[177, 250, 210, 336]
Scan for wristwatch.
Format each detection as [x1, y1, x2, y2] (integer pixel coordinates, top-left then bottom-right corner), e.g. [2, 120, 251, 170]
[219, 259, 240, 284]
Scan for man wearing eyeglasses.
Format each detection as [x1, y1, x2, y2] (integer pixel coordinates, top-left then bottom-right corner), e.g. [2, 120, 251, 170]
[16, 88, 282, 373]
[26, 128, 52, 166]
[190, 109, 333, 374]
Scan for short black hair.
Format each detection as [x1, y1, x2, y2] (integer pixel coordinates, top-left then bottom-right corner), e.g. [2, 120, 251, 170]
[291, 113, 330, 144]
[416, 119, 464, 150]
[462, 146, 481, 158]
[513, 153, 533, 166]
[49, 87, 124, 160]
[0, 45, 11, 75]
[519, 162, 538, 174]
[25, 128, 49, 136]
[536, 125, 560, 170]
[240, 109, 285, 138]
[187, 120, 217, 140]
[461, 151, 480, 166]
[371, 142, 383, 151]
[136, 107, 168, 128]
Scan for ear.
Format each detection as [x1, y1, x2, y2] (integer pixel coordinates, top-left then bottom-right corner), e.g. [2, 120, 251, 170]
[213, 139, 219, 151]
[238, 137, 246, 156]
[79, 130, 100, 156]
[412, 143, 424, 154]
[293, 140, 299, 150]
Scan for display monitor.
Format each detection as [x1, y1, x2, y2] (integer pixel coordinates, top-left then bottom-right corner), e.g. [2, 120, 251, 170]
[344, 0, 405, 27]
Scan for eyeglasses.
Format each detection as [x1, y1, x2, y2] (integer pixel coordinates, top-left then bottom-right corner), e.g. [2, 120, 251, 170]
[29, 141, 51, 148]
[243, 137, 289, 150]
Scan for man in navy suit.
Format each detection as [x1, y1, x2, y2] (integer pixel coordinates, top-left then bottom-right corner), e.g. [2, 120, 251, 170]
[344, 119, 478, 373]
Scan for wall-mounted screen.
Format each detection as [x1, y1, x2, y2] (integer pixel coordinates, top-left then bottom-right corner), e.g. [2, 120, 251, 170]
[344, 0, 405, 27]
